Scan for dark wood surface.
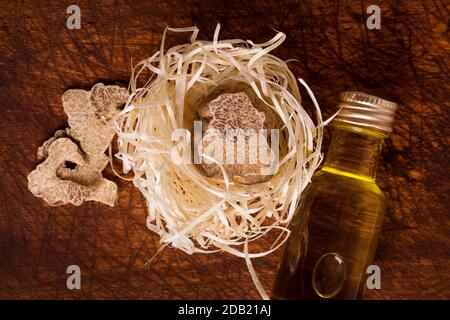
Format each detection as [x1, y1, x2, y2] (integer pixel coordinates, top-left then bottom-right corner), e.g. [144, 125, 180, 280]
[0, 0, 449, 299]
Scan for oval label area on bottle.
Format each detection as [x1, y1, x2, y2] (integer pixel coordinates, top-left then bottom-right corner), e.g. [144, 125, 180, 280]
[312, 252, 346, 298]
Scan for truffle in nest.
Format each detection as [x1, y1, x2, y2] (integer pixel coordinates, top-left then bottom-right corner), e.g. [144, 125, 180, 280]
[198, 91, 276, 184]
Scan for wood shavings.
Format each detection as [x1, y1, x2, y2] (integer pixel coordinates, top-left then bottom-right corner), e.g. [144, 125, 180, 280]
[28, 83, 128, 207]
[63, 83, 129, 155]
[28, 138, 117, 206]
[116, 24, 323, 256]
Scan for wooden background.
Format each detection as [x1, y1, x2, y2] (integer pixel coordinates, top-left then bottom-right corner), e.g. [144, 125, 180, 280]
[0, 0, 449, 299]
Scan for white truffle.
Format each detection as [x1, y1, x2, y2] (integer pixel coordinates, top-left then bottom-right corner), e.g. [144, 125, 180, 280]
[28, 138, 117, 206]
[198, 92, 276, 184]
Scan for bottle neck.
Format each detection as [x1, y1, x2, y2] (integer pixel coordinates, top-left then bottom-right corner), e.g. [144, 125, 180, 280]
[322, 125, 386, 181]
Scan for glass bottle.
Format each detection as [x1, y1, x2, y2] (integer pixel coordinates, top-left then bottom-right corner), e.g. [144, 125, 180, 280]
[272, 91, 397, 300]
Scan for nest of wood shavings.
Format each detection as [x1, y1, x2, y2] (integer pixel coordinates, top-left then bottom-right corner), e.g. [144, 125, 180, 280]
[114, 25, 323, 297]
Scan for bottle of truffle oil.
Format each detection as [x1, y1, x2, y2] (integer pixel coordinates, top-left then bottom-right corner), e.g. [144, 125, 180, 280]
[272, 92, 397, 300]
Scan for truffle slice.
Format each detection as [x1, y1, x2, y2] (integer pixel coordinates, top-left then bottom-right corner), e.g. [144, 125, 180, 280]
[37, 129, 70, 162]
[198, 92, 276, 184]
[198, 91, 267, 133]
[63, 83, 128, 155]
[28, 138, 117, 206]
[28, 83, 127, 207]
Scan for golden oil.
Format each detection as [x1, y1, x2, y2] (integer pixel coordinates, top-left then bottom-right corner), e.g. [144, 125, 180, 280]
[272, 92, 397, 300]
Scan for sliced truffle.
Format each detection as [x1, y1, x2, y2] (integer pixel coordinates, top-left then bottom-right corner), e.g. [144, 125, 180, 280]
[197, 92, 276, 184]
[37, 130, 110, 172]
[37, 129, 70, 162]
[63, 83, 128, 155]
[28, 138, 117, 206]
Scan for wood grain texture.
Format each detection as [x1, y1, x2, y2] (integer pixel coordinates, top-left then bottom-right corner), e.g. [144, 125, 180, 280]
[0, 0, 449, 299]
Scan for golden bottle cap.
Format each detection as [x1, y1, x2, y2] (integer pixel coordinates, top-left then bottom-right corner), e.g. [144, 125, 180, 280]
[335, 91, 397, 132]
